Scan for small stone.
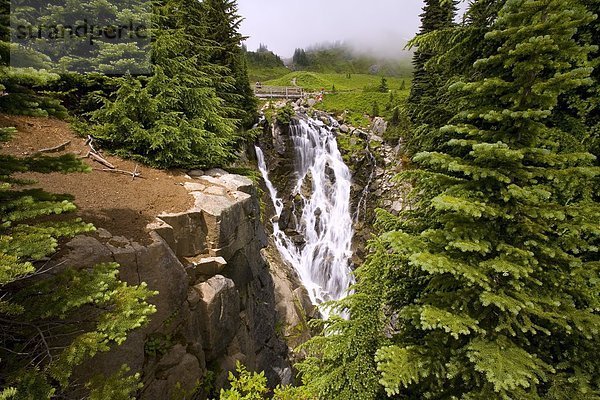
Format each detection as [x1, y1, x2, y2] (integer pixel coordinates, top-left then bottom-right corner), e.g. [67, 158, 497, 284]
[339, 124, 349, 133]
[371, 117, 388, 136]
[219, 174, 254, 194]
[191, 256, 227, 277]
[184, 182, 207, 192]
[187, 169, 205, 178]
[274, 367, 293, 386]
[205, 168, 228, 177]
[96, 228, 112, 239]
[108, 236, 130, 248]
[165, 354, 202, 395]
[291, 235, 305, 246]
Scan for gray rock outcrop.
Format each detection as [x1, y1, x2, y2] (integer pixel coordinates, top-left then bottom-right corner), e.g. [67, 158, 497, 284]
[58, 172, 293, 399]
[371, 116, 388, 137]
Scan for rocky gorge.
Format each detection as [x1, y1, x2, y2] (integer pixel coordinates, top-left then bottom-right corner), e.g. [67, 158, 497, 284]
[49, 168, 314, 399]
[40, 103, 406, 399]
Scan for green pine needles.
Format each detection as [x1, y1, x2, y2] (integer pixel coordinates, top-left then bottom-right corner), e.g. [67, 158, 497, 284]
[89, 0, 239, 169]
[203, 0, 258, 128]
[378, 0, 600, 397]
[405, 0, 458, 154]
[0, 127, 156, 398]
[88, 0, 255, 169]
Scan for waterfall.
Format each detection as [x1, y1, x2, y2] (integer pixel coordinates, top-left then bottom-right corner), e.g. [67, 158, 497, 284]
[255, 117, 355, 318]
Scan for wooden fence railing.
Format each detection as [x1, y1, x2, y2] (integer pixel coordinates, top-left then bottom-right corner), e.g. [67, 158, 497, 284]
[254, 86, 304, 99]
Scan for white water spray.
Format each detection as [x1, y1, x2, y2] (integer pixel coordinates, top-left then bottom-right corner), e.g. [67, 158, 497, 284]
[255, 117, 355, 318]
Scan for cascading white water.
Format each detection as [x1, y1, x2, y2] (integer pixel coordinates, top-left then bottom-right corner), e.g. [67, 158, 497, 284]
[255, 117, 355, 318]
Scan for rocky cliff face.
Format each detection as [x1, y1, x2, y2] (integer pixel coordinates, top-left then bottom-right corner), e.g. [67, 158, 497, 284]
[54, 170, 308, 399]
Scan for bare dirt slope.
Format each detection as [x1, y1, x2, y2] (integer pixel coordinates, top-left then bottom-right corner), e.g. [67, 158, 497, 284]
[0, 114, 194, 242]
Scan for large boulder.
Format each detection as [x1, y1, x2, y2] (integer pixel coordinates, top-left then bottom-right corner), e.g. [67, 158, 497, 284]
[371, 117, 388, 137]
[144, 349, 202, 400]
[156, 211, 207, 258]
[66, 231, 189, 388]
[191, 192, 257, 261]
[194, 275, 240, 361]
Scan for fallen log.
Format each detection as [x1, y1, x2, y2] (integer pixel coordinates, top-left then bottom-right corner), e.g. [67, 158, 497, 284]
[88, 152, 115, 169]
[35, 140, 71, 154]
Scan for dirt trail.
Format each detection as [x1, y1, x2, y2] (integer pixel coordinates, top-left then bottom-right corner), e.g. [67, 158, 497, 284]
[0, 114, 194, 242]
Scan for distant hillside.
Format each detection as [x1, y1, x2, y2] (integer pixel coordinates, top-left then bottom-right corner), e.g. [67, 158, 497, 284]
[291, 43, 413, 76]
[243, 44, 290, 82]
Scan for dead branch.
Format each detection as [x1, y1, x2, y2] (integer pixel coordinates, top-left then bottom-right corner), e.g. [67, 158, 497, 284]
[85, 135, 98, 154]
[35, 140, 71, 154]
[0, 317, 53, 365]
[94, 168, 143, 179]
[131, 164, 139, 182]
[88, 152, 115, 169]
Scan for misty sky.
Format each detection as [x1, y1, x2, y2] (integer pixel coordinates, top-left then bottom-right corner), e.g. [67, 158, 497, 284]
[237, 0, 468, 58]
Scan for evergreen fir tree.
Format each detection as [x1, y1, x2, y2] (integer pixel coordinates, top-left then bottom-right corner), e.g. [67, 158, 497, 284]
[301, 1, 599, 399]
[406, 0, 457, 109]
[404, 0, 458, 154]
[296, 251, 389, 400]
[245, 45, 285, 69]
[89, 0, 238, 168]
[390, 107, 400, 127]
[378, 76, 389, 93]
[552, 0, 599, 161]
[0, 127, 155, 398]
[405, 0, 511, 155]
[28, 0, 152, 74]
[293, 48, 309, 67]
[202, 0, 257, 128]
[372, 1, 600, 397]
[0, 0, 67, 118]
[371, 101, 380, 117]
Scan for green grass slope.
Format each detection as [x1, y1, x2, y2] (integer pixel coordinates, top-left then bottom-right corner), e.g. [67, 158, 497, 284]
[263, 71, 412, 129]
[264, 71, 410, 92]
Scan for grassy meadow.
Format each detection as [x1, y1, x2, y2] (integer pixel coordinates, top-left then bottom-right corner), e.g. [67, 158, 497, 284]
[261, 71, 411, 128]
